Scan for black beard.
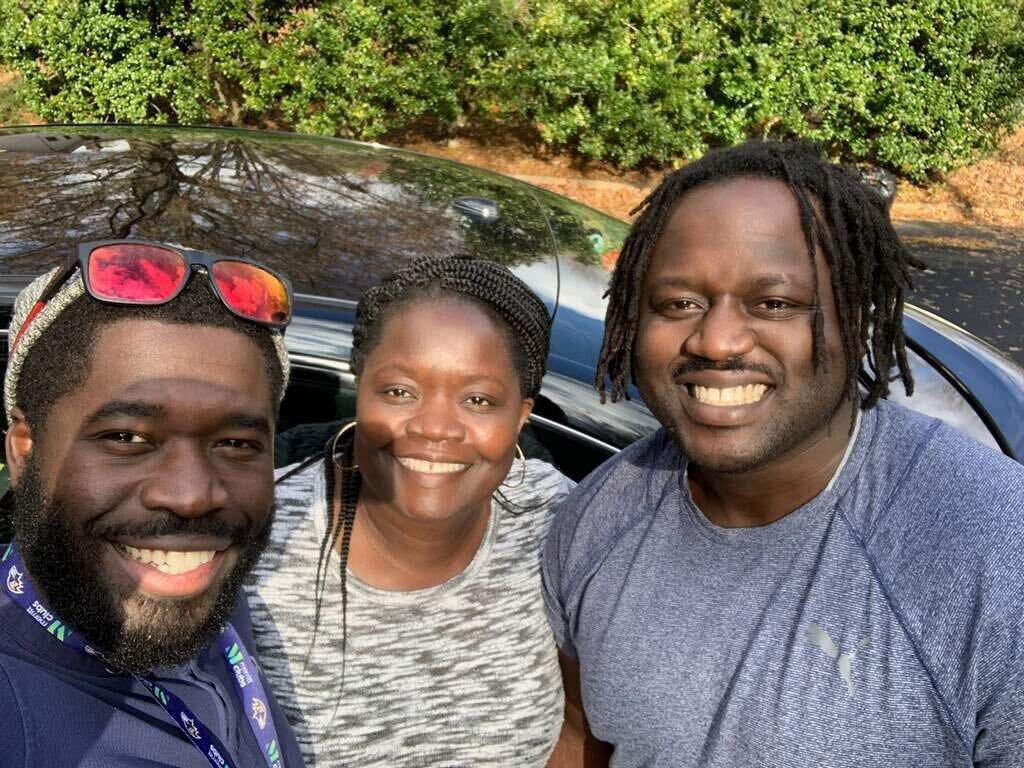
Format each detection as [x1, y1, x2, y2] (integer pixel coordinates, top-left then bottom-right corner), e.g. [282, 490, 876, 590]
[11, 460, 271, 675]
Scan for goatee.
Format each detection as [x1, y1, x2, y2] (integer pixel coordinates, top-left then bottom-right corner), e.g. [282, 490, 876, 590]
[11, 459, 271, 675]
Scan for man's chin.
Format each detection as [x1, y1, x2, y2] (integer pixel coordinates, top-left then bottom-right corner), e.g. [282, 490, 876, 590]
[74, 540, 263, 675]
[684, 447, 777, 475]
[668, 422, 777, 474]
[11, 460, 271, 674]
[105, 588, 235, 674]
[25, 543, 249, 675]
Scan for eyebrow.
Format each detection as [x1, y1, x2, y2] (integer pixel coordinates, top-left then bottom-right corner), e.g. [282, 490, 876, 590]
[224, 415, 272, 435]
[651, 274, 813, 292]
[746, 274, 813, 291]
[84, 401, 166, 427]
[372, 363, 510, 387]
[83, 401, 271, 435]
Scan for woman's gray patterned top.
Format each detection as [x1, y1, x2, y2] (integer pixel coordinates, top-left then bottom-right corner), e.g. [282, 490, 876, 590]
[245, 457, 571, 767]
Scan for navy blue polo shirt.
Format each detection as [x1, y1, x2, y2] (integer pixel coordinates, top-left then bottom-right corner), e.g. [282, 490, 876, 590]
[0, 574, 306, 768]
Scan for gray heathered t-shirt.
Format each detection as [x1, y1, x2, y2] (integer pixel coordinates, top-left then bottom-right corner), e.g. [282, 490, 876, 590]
[247, 458, 571, 767]
[543, 400, 1024, 767]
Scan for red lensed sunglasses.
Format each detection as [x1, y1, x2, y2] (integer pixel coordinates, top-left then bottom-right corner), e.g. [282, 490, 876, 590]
[12, 240, 293, 353]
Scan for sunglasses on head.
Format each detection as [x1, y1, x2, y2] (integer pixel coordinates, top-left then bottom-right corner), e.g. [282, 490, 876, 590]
[13, 239, 293, 353]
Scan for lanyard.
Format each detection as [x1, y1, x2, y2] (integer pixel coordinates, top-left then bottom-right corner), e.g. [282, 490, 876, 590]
[1, 544, 284, 768]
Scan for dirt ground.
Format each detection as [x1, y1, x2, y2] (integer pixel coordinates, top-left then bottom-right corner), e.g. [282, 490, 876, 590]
[400, 127, 1024, 230]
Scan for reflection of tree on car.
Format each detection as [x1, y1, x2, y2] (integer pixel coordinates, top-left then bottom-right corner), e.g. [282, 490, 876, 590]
[381, 154, 554, 268]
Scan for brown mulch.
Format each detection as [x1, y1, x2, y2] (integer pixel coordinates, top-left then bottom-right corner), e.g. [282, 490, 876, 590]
[400, 127, 1024, 230]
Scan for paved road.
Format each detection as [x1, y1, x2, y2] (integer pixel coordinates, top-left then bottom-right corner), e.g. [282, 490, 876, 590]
[897, 221, 1024, 366]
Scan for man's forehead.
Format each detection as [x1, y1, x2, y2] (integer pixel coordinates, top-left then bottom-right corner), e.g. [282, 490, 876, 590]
[81, 321, 274, 408]
[649, 183, 825, 269]
[662, 175, 814, 233]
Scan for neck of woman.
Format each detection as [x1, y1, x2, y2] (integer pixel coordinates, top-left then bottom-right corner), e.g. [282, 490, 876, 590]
[335, 486, 493, 592]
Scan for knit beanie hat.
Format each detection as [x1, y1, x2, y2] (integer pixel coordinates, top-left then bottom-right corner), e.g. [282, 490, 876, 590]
[4, 266, 291, 421]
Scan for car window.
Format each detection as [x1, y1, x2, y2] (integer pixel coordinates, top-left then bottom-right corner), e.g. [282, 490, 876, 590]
[885, 345, 1000, 451]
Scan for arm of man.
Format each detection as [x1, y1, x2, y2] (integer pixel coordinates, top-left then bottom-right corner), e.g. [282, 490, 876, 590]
[546, 651, 613, 768]
[540, 474, 613, 768]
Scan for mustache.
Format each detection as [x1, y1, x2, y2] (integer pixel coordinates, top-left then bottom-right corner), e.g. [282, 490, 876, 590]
[672, 357, 776, 380]
[85, 514, 253, 545]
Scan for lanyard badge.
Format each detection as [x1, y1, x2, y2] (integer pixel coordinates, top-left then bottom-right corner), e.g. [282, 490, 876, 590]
[1, 544, 284, 768]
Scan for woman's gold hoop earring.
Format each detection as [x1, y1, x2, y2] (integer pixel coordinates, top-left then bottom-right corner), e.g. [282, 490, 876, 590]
[331, 420, 359, 470]
[503, 443, 527, 488]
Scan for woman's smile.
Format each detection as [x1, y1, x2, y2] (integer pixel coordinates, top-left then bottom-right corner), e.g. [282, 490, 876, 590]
[394, 455, 471, 474]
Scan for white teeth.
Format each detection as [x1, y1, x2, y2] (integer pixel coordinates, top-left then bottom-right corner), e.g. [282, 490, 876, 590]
[692, 384, 769, 406]
[396, 457, 468, 474]
[120, 545, 216, 575]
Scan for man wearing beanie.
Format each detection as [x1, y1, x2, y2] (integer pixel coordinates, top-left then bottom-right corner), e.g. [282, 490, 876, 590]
[0, 241, 305, 767]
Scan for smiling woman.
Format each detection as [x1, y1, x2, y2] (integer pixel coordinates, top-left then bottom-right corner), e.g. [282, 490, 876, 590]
[246, 256, 573, 767]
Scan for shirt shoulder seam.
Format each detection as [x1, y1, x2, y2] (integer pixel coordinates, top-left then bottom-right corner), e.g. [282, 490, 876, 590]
[863, 418, 942, 545]
[559, 440, 678, 601]
[836, 505, 972, 758]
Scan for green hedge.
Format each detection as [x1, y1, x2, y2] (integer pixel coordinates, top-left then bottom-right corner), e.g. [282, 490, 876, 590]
[2, 0, 1022, 179]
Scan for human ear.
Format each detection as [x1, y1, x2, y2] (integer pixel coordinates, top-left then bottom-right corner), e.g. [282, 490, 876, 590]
[5, 408, 34, 488]
[517, 398, 534, 434]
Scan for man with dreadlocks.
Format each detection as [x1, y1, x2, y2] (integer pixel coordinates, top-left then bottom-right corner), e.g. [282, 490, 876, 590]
[542, 140, 1024, 766]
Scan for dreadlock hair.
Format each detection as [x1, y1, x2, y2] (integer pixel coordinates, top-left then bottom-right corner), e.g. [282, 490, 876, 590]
[308, 255, 552, 674]
[596, 139, 925, 423]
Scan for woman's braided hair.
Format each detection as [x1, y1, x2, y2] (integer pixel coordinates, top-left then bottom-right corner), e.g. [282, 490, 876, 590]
[597, 139, 925, 419]
[310, 256, 552, 674]
[351, 255, 551, 398]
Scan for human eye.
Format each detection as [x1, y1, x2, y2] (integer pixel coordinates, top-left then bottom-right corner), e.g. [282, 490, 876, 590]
[656, 297, 705, 317]
[464, 394, 498, 410]
[100, 431, 148, 444]
[381, 386, 416, 402]
[751, 298, 807, 318]
[216, 438, 265, 458]
[96, 431, 152, 453]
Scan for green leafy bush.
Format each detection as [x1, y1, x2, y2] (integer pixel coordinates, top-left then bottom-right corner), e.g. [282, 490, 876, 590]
[1, 0, 1021, 178]
[0, 1, 209, 123]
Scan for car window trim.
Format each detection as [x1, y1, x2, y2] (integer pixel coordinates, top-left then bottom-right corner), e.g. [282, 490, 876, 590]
[526, 412, 619, 457]
[901, 335, 1012, 458]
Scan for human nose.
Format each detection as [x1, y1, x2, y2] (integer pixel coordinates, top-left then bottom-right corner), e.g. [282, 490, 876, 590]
[405, 397, 466, 443]
[682, 299, 756, 361]
[140, 442, 228, 518]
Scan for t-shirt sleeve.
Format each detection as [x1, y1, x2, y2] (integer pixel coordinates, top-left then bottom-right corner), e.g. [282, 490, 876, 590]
[541, 508, 576, 659]
[973, 605, 1024, 766]
[867, 420, 1024, 766]
[514, 458, 576, 656]
[539, 438, 665, 661]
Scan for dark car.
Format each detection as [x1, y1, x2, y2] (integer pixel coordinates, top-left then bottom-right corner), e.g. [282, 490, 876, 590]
[0, 125, 1021, 486]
